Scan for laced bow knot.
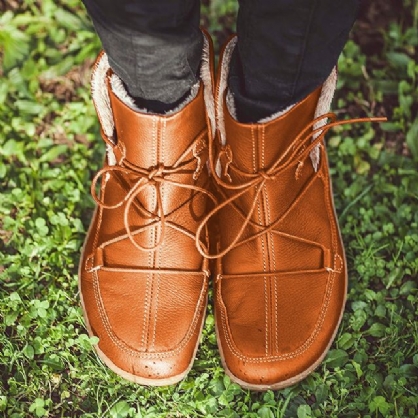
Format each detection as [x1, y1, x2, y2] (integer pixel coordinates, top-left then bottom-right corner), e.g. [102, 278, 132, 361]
[147, 163, 165, 182]
[91, 151, 217, 253]
[195, 113, 387, 259]
[258, 170, 277, 182]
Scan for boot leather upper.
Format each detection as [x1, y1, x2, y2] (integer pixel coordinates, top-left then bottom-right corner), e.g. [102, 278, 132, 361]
[79, 43, 215, 383]
[210, 37, 347, 388]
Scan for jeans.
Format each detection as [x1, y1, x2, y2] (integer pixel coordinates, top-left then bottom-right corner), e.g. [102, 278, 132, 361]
[82, 0, 359, 121]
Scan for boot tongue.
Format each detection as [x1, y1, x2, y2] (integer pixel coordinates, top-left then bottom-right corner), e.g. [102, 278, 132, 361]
[107, 74, 206, 168]
[224, 86, 322, 172]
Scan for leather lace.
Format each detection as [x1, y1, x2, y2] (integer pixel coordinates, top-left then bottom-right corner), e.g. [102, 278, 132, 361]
[91, 137, 217, 253]
[195, 113, 386, 259]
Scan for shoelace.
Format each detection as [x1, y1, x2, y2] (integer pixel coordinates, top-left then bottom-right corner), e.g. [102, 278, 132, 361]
[90, 137, 217, 253]
[195, 113, 387, 259]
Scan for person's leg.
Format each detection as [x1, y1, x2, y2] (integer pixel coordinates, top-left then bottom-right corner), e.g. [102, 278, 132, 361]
[82, 0, 202, 112]
[229, 0, 360, 122]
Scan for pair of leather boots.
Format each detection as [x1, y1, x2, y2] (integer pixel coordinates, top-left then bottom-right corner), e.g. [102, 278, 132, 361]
[79, 31, 355, 390]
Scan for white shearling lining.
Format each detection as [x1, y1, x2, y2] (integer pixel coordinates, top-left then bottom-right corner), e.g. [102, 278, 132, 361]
[217, 37, 237, 148]
[200, 36, 216, 138]
[110, 73, 200, 115]
[311, 67, 337, 170]
[109, 75, 144, 111]
[91, 53, 113, 139]
[90, 53, 117, 165]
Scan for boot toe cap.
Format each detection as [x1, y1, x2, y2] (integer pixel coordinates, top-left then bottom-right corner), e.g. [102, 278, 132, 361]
[216, 268, 346, 390]
[80, 268, 208, 385]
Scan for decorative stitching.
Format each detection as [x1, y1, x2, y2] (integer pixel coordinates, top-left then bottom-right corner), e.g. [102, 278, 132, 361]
[264, 185, 278, 353]
[151, 274, 159, 350]
[93, 270, 208, 358]
[219, 270, 335, 362]
[217, 147, 342, 362]
[253, 126, 269, 356]
[192, 137, 207, 180]
[87, 180, 107, 273]
[334, 254, 343, 273]
[86, 254, 94, 272]
[218, 147, 344, 362]
[151, 118, 166, 350]
[93, 182, 106, 249]
[321, 155, 339, 258]
[261, 124, 279, 354]
[142, 274, 150, 350]
[146, 116, 160, 350]
[143, 115, 158, 349]
[116, 142, 126, 165]
[194, 137, 206, 155]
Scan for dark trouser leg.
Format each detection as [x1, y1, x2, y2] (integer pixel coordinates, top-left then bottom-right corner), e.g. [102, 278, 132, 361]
[82, 0, 202, 112]
[229, 0, 360, 122]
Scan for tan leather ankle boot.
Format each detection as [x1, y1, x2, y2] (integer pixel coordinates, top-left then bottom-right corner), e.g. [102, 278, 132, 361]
[79, 32, 216, 386]
[196, 35, 381, 390]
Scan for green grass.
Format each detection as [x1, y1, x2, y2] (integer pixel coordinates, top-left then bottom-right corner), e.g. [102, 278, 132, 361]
[1, 0, 417, 417]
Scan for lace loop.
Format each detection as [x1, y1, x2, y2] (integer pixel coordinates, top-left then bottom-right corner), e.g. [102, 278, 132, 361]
[196, 114, 387, 259]
[92, 139, 217, 252]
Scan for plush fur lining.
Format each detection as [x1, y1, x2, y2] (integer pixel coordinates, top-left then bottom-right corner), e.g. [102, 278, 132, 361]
[90, 53, 117, 165]
[90, 33, 215, 166]
[109, 75, 144, 111]
[110, 73, 200, 115]
[310, 67, 337, 170]
[217, 37, 238, 147]
[200, 36, 216, 137]
[217, 37, 337, 171]
[91, 53, 114, 139]
[258, 103, 295, 123]
[227, 89, 295, 124]
[226, 90, 237, 119]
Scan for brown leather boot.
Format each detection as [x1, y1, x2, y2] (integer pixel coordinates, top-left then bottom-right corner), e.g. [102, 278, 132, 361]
[79, 32, 216, 385]
[196, 36, 382, 390]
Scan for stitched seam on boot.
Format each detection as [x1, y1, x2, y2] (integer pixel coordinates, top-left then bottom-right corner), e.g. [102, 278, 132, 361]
[151, 118, 166, 351]
[219, 152, 340, 362]
[318, 153, 339, 270]
[264, 170, 320, 231]
[259, 126, 272, 356]
[259, 127, 271, 357]
[261, 125, 279, 355]
[322, 153, 344, 273]
[323, 161, 338, 258]
[148, 116, 160, 351]
[86, 179, 107, 273]
[252, 125, 269, 357]
[219, 271, 335, 362]
[93, 270, 208, 358]
[93, 181, 107, 253]
[143, 115, 157, 350]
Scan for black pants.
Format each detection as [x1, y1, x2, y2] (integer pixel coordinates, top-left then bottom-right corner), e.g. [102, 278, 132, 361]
[82, 0, 359, 121]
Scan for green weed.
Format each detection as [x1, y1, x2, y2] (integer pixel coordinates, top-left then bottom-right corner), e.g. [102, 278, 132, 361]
[0, 0, 417, 417]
